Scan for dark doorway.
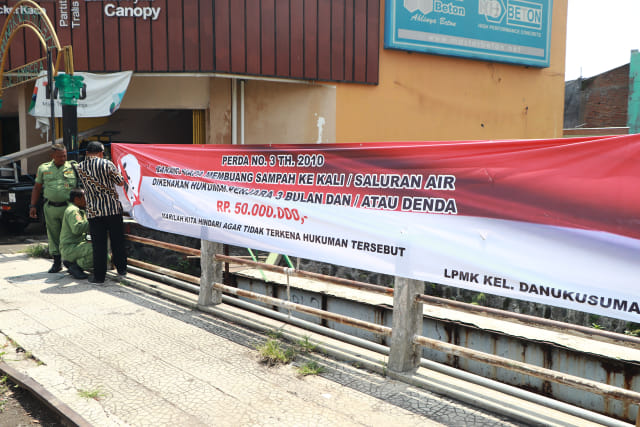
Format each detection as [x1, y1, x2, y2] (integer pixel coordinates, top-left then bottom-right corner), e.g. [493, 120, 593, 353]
[89, 109, 193, 144]
[0, 117, 19, 155]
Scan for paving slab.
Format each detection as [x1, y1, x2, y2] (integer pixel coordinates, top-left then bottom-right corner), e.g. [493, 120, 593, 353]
[0, 252, 575, 426]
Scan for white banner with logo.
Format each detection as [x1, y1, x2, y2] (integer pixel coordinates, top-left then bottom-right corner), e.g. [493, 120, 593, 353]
[28, 71, 133, 118]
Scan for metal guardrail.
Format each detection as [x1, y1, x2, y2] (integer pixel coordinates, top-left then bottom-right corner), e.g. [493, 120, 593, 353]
[412, 335, 640, 409]
[218, 252, 640, 348]
[125, 234, 201, 256]
[128, 258, 200, 286]
[124, 232, 640, 424]
[212, 282, 392, 336]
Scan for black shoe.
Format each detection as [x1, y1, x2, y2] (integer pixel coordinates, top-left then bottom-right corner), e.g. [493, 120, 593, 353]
[67, 262, 89, 280]
[48, 255, 62, 273]
[117, 269, 127, 277]
[63, 260, 72, 269]
[88, 276, 104, 284]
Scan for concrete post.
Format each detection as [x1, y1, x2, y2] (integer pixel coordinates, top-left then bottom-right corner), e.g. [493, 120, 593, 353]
[198, 240, 223, 306]
[388, 277, 424, 373]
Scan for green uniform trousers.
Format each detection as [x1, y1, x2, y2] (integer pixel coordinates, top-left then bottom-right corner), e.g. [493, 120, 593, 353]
[60, 240, 93, 271]
[43, 203, 68, 256]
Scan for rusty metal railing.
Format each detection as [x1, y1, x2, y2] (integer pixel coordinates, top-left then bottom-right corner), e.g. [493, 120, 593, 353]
[212, 282, 392, 336]
[219, 253, 640, 348]
[125, 233, 640, 347]
[215, 257, 640, 424]
[125, 234, 640, 346]
[412, 334, 640, 410]
[128, 258, 200, 286]
[126, 234, 201, 256]
[124, 232, 640, 424]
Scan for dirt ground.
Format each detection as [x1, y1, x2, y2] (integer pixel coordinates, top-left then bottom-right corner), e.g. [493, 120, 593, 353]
[0, 375, 64, 426]
[1, 336, 64, 427]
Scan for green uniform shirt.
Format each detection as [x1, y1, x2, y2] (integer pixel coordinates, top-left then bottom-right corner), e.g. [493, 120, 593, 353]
[35, 160, 77, 203]
[60, 203, 89, 251]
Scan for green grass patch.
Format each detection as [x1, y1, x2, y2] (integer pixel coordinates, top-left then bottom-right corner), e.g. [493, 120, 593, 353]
[22, 243, 49, 258]
[380, 359, 388, 376]
[266, 329, 284, 340]
[78, 388, 106, 401]
[257, 338, 296, 366]
[297, 361, 325, 376]
[471, 293, 487, 306]
[296, 336, 316, 353]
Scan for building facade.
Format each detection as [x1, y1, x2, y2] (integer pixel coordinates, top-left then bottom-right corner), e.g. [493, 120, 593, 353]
[0, 0, 568, 173]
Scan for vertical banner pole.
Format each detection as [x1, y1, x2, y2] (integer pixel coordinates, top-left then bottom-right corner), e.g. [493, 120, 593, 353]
[47, 49, 56, 145]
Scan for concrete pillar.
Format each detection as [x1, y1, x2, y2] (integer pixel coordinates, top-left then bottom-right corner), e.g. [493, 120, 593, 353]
[627, 50, 640, 134]
[388, 277, 424, 373]
[198, 240, 223, 306]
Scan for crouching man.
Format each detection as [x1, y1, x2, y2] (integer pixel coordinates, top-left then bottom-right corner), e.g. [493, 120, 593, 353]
[60, 188, 92, 280]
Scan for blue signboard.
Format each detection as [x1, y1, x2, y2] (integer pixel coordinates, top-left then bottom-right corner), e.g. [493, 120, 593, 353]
[384, 0, 553, 68]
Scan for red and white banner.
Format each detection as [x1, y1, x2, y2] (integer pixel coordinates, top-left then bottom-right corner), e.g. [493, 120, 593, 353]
[112, 136, 640, 322]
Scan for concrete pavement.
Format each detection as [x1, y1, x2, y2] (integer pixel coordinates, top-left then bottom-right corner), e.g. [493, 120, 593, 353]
[0, 252, 606, 426]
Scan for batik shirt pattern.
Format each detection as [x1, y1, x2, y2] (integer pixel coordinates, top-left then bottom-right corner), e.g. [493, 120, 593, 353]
[77, 157, 124, 219]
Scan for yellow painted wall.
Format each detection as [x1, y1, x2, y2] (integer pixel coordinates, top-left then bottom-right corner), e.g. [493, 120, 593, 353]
[336, 0, 568, 142]
[208, 78, 232, 145]
[206, 78, 336, 146]
[243, 80, 335, 145]
[122, 75, 210, 109]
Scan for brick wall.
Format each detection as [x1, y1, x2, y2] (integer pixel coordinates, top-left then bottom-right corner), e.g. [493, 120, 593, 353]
[580, 64, 629, 128]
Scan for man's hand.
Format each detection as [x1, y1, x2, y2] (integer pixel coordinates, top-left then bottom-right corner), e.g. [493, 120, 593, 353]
[30, 183, 43, 219]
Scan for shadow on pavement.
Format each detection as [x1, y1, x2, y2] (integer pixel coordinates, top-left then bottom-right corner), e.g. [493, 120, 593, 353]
[5, 272, 61, 284]
[40, 280, 93, 294]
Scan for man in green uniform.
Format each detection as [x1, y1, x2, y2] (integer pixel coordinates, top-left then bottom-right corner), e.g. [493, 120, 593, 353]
[30, 143, 77, 273]
[60, 188, 91, 280]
